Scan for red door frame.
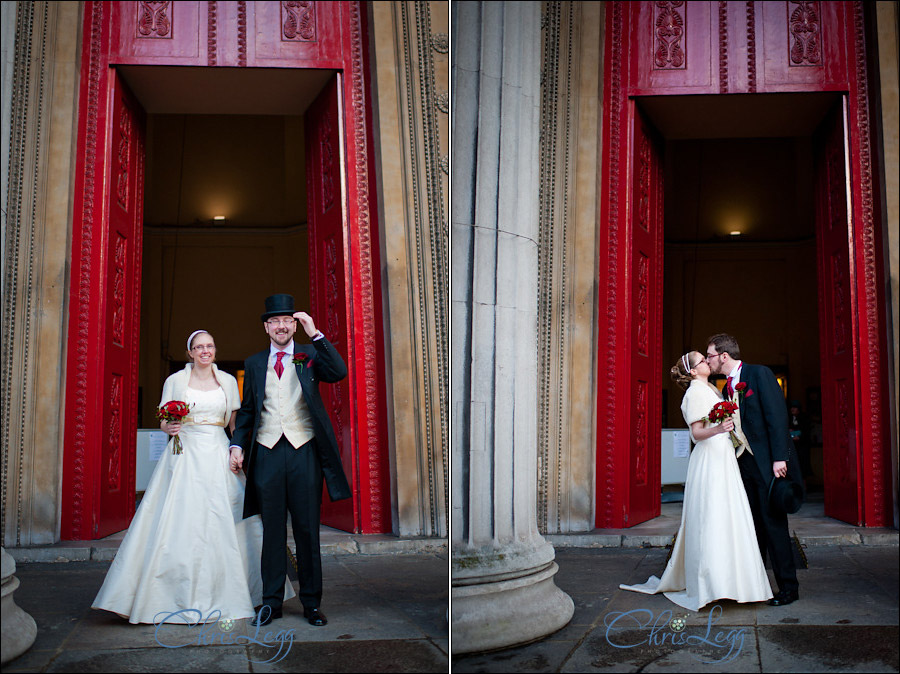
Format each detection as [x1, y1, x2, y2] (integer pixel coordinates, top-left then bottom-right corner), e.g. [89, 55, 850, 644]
[597, 1, 892, 528]
[61, 1, 390, 538]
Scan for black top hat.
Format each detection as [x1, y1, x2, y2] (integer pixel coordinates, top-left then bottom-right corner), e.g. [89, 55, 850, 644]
[261, 293, 297, 321]
[768, 476, 803, 514]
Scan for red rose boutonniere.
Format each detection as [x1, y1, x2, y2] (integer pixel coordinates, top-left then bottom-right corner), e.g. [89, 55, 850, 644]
[292, 352, 313, 369]
[156, 400, 193, 454]
[707, 400, 741, 449]
[733, 381, 754, 403]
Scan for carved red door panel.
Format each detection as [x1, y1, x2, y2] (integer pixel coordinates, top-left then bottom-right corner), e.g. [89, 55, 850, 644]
[814, 102, 860, 525]
[626, 1, 855, 97]
[98, 73, 146, 537]
[757, 1, 852, 93]
[247, 1, 345, 68]
[596, 101, 664, 529]
[630, 1, 717, 95]
[306, 75, 356, 532]
[626, 107, 665, 525]
[107, 2, 347, 69]
[62, 65, 146, 539]
[108, 1, 207, 66]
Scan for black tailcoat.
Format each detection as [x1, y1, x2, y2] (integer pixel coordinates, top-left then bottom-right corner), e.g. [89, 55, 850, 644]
[729, 362, 803, 593]
[731, 363, 804, 492]
[232, 337, 352, 520]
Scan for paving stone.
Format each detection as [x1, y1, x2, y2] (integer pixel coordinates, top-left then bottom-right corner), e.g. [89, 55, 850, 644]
[757, 625, 899, 673]
[3, 554, 446, 672]
[452, 638, 578, 673]
[561, 621, 760, 673]
[245, 638, 447, 672]
[43, 645, 252, 673]
[1, 648, 56, 673]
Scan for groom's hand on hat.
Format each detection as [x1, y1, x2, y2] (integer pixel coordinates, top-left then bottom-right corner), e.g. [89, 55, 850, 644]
[772, 460, 787, 478]
[293, 311, 318, 339]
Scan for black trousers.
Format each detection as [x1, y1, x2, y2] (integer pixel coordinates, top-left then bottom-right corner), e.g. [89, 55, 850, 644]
[737, 451, 799, 593]
[253, 435, 324, 610]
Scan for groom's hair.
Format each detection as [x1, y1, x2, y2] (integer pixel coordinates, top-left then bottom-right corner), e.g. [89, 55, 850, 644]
[707, 333, 742, 360]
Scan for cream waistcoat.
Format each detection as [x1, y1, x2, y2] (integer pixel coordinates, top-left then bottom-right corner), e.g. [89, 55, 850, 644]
[727, 363, 753, 458]
[256, 363, 315, 449]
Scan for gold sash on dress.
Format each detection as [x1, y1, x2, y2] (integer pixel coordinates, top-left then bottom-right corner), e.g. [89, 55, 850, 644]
[182, 415, 227, 427]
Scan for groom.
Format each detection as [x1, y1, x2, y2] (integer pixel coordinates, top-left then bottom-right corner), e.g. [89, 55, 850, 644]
[230, 293, 351, 627]
[706, 333, 804, 606]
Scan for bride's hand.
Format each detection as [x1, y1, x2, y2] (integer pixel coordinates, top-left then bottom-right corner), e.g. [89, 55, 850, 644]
[163, 421, 181, 436]
[720, 418, 735, 434]
[229, 447, 243, 474]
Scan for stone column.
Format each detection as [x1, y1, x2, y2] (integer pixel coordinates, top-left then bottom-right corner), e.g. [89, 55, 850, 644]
[451, 1, 574, 653]
[1, 547, 36, 664]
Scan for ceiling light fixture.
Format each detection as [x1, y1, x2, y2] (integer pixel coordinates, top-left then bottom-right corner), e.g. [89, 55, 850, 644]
[213, 215, 226, 221]
[730, 230, 741, 236]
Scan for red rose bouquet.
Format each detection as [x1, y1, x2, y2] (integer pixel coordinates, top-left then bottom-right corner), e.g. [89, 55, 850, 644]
[707, 400, 741, 449]
[156, 400, 192, 454]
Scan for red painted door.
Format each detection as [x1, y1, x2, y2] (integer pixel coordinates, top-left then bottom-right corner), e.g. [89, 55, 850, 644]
[626, 107, 665, 525]
[98, 72, 146, 537]
[814, 101, 860, 525]
[62, 65, 146, 540]
[306, 74, 356, 532]
[596, 101, 664, 529]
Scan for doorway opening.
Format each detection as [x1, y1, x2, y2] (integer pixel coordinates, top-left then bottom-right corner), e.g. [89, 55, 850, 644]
[642, 92, 840, 507]
[116, 65, 353, 527]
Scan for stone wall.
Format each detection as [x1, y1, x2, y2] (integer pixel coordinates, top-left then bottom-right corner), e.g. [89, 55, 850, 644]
[1, 1, 81, 546]
[536, 2, 604, 533]
[876, 1, 899, 530]
[370, 1, 449, 537]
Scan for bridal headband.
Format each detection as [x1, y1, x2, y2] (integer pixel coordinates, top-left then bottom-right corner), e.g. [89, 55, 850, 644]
[681, 353, 692, 373]
[187, 330, 209, 351]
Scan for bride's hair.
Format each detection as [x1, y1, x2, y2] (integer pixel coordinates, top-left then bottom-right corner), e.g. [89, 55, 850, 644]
[670, 351, 700, 390]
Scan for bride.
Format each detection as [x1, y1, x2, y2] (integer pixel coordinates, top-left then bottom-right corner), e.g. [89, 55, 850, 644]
[620, 351, 772, 611]
[92, 330, 293, 624]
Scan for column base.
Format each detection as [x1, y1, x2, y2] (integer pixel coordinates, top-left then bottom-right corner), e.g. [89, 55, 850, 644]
[1, 548, 37, 665]
[451, 560, 574, 654]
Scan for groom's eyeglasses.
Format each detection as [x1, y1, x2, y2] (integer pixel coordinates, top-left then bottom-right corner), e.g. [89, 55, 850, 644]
[706, 352, 720, 360]
[266, 318, 296, 327]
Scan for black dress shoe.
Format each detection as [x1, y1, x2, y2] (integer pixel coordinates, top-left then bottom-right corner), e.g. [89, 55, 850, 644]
[767, 589, 799, 606]
[251, 605, 282, 627]
[303, 607, 328, 626]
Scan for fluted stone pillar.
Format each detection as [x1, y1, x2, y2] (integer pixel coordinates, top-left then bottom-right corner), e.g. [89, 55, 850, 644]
[451, 1, 574, 653]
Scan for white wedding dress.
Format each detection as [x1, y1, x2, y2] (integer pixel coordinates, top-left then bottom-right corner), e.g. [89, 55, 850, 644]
[92, 386, 293, 624]
[620, 379, 773, 611]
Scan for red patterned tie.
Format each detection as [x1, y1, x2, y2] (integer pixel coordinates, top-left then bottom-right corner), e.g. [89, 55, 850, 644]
[274, 351, 287, 378]
[726, 376, 734, 398]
